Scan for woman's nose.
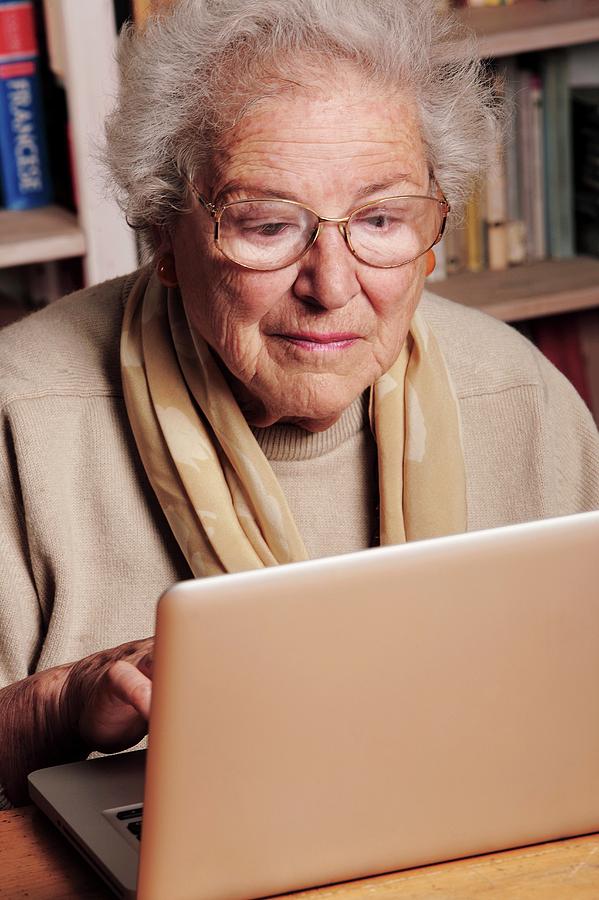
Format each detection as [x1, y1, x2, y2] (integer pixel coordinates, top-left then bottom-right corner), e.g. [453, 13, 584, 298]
[292, 224, 360, 310]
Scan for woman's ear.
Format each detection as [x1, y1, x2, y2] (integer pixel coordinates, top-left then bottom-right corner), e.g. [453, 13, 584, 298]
[152, 228, 178, 287]
[425, 249, 436, 277]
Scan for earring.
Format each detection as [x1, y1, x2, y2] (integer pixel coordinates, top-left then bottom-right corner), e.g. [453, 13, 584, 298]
[156, 253, 178, 287]
[425, 249, 436, 277]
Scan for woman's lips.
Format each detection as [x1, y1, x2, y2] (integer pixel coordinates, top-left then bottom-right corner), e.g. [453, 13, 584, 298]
[273, 332, 360, 351]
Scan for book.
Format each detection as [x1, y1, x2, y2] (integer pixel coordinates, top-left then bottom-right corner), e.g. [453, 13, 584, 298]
[529, 73, 547, 261]
[113, 0, 132, 31]
[444, 220, 468, 274]
[484, 114, 508, 271]
[131, 0, 173, 24]
[516, 68, 546, 262]
[36, 1, 76, 212]
[501, 60, 521, 222]
[572, 88, 599, 259]
[506, 219, 526, 265]
[465, 190, 484, 273]
[515, 67, 533, 261]
[0, 0, 52, 209]
[500, 58, 527, 265]
[542, 49, 575, 259]
[131, 0, 152, 23]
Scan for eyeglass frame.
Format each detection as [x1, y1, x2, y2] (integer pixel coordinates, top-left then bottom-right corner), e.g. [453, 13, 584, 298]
[186, 179, 451, 271]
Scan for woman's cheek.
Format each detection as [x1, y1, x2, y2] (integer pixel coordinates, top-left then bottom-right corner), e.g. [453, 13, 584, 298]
[360, 268, 416, 323]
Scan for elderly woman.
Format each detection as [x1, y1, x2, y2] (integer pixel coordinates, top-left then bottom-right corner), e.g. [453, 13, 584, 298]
[1, 0, 598, 806]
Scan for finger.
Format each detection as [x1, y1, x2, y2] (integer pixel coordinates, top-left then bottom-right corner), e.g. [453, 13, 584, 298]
[107, 660, 152, 720]
[137, 652, 153, 679]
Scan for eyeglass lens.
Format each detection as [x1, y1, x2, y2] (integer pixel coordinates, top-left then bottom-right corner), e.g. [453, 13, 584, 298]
[217, 197, 444, 270]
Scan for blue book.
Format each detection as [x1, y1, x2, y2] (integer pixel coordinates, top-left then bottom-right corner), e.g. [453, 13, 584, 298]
[0, 0, 52, 210]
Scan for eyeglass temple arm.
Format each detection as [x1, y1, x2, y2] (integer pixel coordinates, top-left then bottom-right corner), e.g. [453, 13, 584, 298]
[176, 166, 218, 218]
[197, 193, 218, 217]
[431, 168, 450, 243]
[181, 172, 220, 239]
[435, 203, 450, 244]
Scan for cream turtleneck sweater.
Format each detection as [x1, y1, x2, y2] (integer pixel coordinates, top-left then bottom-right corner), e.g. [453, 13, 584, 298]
[252, 393, 378, 558]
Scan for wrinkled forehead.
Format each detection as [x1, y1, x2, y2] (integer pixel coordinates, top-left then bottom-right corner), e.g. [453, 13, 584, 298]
[201, 61, 429, 203]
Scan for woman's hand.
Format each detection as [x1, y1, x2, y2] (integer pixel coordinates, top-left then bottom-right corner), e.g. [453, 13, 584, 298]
[62, 637, 154, 754]
[0, 637, 154, 806]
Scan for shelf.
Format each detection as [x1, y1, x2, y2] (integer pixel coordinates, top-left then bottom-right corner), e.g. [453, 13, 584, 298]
[453, 0, 599, 58]
[429, 257, 599, 322]
[0, 205, 85, 269]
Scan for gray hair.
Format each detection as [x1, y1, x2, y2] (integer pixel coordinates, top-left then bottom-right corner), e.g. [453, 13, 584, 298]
[104, 0, 499, 253]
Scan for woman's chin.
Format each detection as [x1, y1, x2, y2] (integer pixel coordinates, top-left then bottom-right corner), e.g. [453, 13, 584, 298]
[241, 375, 367, 432]
[249, 409, 350, 432]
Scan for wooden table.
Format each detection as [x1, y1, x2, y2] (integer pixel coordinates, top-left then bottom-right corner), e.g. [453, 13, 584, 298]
[2, 806, 599, 899]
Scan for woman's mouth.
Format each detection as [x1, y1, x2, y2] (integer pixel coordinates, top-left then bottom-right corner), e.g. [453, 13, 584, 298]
[274, 332, 360, 351]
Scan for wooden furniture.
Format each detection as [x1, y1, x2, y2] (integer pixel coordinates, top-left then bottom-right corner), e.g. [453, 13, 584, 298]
[431, 256, 599, 322]
[454, 0, 599, 58]
[0, 206, 84, 270]
[2, 805, 599, 900]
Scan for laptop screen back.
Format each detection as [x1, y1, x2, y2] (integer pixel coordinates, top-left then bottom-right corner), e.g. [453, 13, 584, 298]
[137, 512, 599, 900]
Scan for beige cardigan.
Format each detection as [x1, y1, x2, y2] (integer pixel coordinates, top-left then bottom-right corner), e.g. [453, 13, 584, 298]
[1, 271, 598, 688]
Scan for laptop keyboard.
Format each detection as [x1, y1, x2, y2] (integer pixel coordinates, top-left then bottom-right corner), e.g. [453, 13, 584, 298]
[116, 806, 143, 840]
[103, 804, 144, 847]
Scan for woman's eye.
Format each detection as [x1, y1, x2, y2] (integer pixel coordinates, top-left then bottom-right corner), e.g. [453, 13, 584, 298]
[360, 212, 404, 229]
[353, 205, 411, 231]
[256, 222, 289, 236]
[356, 215, 391, 231]
[238, 220, 294, 237]
[368, 215, 390, 229]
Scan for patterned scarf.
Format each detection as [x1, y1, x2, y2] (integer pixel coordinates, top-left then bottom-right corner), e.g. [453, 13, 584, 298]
[121, 268, 466, 576]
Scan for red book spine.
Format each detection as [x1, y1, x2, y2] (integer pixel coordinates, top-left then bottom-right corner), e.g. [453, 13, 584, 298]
[0, 1, 37, 62]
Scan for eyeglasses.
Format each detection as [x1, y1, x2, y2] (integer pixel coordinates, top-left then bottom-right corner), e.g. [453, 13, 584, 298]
[190, 187, 450, 271]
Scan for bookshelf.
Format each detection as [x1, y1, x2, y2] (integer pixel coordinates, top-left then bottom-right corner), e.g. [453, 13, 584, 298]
[440, 0, 599, 330]
[454, 0, 599, 59]
[0, 1, 137, 289]
[430, 257, 599, 322]
[0, 206, 84, 269]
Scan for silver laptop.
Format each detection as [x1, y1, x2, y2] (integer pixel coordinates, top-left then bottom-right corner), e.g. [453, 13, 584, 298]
[29, 511, 599, 900]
